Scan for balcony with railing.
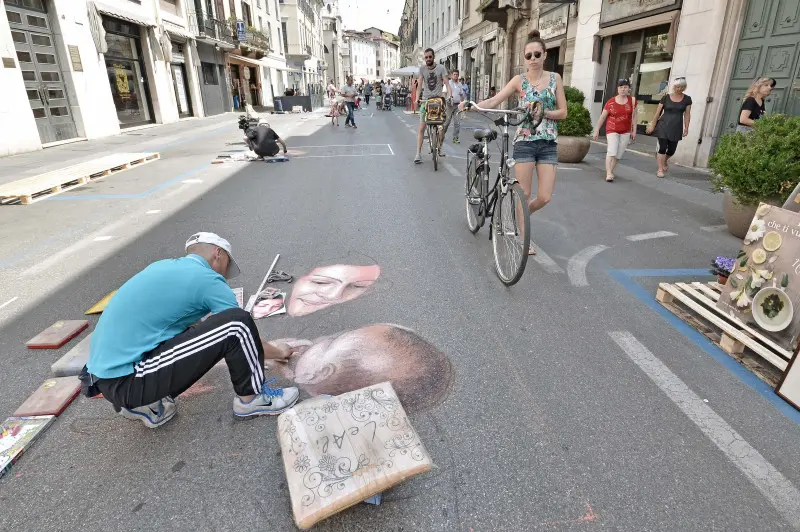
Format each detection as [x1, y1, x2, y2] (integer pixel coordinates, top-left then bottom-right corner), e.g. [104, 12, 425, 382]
[187, 11, 236, 46]
[286, 43, 311, 59]
[237, 28, 270, 56]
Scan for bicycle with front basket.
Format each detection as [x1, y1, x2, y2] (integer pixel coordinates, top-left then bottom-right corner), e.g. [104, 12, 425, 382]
[460, 100, 543, 285]
[422, 97, 446, 171]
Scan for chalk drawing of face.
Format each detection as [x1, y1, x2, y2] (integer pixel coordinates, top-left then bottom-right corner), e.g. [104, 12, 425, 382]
[273, 325, 453, 413]
[288, 264, 381, 317]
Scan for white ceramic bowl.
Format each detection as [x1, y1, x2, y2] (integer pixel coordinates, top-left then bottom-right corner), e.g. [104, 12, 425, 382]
[751, 287, 793, 332]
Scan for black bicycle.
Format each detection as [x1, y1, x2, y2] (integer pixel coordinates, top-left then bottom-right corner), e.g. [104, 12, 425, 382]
[461, 100, 543, 285]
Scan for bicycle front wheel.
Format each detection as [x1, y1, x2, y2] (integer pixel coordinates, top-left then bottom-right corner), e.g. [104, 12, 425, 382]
[491, 182, 530, 285]
[430, 126, 439, 171]
[465, 158, 484, 233]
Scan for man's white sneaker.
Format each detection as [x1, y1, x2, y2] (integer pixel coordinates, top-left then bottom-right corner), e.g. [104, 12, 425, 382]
[118, 397, 177, 428]
[233, 379, 300, 417]
[414, 154, 422, 164]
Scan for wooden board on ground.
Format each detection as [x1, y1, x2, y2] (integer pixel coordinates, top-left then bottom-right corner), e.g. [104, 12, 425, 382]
[277, 382, 432, 530]
[13, 377, 81, 417]
[51, 333, 92, 377]
[263, 156, 289, 163]
[656, 281, 788, 387]
[26, 320, 88, 349]
[0, 152, 160, 205]
[1, 415, 55, 478]
[85, 290, 116, 315]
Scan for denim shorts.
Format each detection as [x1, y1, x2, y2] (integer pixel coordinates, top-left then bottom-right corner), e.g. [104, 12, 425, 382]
[512, 140, 558, 165]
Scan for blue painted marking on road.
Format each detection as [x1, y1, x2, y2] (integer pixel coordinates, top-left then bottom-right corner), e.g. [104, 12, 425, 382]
[609, 268, 800, 425]
[45, 163, 211, 201]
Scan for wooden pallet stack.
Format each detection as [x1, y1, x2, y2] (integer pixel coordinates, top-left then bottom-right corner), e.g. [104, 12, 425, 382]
[0, 152, 160, 205]
[656, 281, 790, 386]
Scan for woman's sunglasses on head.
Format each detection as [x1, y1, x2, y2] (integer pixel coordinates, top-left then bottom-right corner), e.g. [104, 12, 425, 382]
[524, 51, 543, 60]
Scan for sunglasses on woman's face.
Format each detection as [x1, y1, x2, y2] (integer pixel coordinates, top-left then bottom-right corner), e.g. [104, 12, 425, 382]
[525, 51, 543, 60]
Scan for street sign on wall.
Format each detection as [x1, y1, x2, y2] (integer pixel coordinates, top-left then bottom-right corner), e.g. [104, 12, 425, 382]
[236, 20, 246, 41]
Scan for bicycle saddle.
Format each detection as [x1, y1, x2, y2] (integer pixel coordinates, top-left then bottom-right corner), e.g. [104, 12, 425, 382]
[473, 129, 497, 141]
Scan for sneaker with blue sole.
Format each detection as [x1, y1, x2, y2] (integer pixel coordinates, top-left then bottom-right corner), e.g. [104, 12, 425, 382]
[233, 379, 300, 417]
[118, 396, 177, 428]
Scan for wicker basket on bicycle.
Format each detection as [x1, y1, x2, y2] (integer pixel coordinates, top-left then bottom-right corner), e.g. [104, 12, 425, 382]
[424, 97, 446, 125]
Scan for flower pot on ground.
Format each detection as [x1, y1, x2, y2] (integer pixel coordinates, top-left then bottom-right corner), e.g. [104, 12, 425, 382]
[557, 100, 593, 163]
[710, 114, 800, 237]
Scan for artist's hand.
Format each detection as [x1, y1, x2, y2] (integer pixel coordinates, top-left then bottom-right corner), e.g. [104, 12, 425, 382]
[263, 340, 295, 361]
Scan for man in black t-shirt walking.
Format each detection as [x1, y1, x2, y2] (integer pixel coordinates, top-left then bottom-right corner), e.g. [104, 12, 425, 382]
[245, 120, 288, 159]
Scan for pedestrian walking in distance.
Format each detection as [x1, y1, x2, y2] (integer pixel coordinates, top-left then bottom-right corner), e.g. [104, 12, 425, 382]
[646, 77, 692, 178]
[592, 78, 637, 182]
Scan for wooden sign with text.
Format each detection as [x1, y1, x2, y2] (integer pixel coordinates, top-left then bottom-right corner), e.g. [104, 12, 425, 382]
[717, 204, 800, 351]
[277, 382, 432, 529]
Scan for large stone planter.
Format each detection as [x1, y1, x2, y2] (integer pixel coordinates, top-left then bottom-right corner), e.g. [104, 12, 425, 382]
[722, 190, 758, 239]
[557, 136, 590, 163]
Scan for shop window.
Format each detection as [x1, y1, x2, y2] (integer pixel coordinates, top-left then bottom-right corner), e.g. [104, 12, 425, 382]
[40, 71, 60, 81]
[27, 14, 47, 28]
[31, 34, 51, 46]
[202, 62, 219, 84]
[16, 51, 32, 63]
[637, 25, 673, 127]
[6, 10, 23, 23]
[11, 31, 26, 44]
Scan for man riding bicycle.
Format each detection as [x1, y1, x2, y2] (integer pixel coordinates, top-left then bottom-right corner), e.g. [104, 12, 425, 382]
[414, 48, 449, 164]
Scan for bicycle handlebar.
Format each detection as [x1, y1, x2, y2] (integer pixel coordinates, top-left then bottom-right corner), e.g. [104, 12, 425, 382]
[460, 101, 527, 115]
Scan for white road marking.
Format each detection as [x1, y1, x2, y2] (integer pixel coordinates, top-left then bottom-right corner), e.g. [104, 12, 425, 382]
[146, 210, 162, 214]
[182, 179, 203, 184]
[626, 230, 677, 241]
[93, 236, 113, 242]
[293, 154, 394, 159]
[444, 162, 460, 176]
[0, 297, 19, 311]
[701, 224, 728, 232]
[529, 240, 565, 274]
[291, 144, 390, 148]
[387, 144, 395, 156]
[609, 331, 800, 528]
[567, 245, 608, 287]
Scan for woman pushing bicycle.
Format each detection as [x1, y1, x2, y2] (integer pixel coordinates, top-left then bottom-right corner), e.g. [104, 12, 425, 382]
[459, 30, 567, 255]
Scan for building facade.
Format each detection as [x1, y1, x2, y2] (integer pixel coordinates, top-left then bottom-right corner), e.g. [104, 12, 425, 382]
[460, 0, 500, 102]
[571, 0, 800, 168]
[321, 0, 344, 87]
[279, 0, 326, 94]
[398, 0, 420, 68]
[343, 30, 377, 81]
[421, 0, 462, 71]
[364, 27, 400, 79]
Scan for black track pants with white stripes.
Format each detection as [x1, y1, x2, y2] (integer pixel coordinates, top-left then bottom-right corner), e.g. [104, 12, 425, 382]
[95, 308, 266, 409]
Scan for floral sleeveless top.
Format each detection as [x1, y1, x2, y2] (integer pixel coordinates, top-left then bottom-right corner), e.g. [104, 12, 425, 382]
[515, 72, 558, 144]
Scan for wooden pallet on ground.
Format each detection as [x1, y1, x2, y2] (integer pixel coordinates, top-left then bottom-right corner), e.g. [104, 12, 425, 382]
[656, 281, 790, 387]
[0, 152, 160, 205]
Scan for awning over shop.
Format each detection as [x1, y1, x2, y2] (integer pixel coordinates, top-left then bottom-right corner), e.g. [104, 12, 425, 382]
[95, 1, 156, 27]
[228, 54, 263, 67]
[595, 10, 676, 38]
[164, 24, 194, 41]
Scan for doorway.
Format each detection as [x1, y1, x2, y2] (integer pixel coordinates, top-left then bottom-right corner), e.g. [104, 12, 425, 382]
[6, 0, 78, 144]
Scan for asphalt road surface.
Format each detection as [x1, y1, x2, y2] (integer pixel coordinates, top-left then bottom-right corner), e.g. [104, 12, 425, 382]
[0, 105, 799, 531]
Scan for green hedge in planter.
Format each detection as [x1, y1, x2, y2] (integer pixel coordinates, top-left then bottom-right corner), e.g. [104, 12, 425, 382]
[564, 86, 585, 105]
[559, 101, 593, 137]
[709, 114, 800, 205]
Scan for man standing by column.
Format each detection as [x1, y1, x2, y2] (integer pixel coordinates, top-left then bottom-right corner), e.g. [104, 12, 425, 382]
[443, 69, 466, 144]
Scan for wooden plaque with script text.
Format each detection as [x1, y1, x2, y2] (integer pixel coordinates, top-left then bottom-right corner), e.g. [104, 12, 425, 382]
[277, 382, 432, 529]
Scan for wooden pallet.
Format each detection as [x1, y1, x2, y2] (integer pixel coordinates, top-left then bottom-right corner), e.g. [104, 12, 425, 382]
[656, 281, 791, 386]
[0, 152, 160, 205]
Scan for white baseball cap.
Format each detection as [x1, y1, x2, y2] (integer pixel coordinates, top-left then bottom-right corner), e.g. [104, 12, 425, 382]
[185, 232, 241, 279]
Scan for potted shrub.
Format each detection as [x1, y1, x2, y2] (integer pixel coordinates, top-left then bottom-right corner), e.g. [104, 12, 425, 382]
[709, 256, 735, 285]
[558, 87, 593, 163]
[709, 114, 800, 238]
